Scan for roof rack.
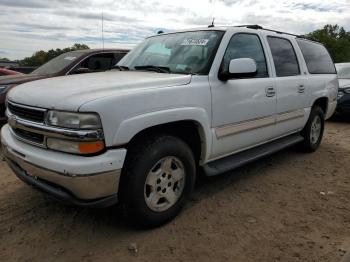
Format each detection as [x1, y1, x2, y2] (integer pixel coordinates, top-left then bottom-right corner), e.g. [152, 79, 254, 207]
[235, 24, 304, 38]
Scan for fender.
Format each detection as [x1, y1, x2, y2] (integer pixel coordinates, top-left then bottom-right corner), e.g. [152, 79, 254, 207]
[113, 107, 212, 163]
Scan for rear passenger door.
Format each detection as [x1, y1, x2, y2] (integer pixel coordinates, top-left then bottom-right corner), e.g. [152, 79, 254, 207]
[266, 36, 307, 137]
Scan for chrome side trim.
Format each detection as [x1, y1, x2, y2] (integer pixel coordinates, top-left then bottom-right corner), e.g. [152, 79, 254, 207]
[215, 115, 275, 139]
[276, 109, 305, 123]
[215, 109, 305, 139]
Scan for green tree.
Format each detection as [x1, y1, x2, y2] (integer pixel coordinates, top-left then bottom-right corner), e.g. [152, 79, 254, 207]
[0, 57, 10, 62]
[19, 43, 89, 67]
[306, 24, 350, 63]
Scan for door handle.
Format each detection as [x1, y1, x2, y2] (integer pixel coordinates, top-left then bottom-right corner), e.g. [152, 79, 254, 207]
[265, 87, 275, 97]
[298, 84, 305, 93]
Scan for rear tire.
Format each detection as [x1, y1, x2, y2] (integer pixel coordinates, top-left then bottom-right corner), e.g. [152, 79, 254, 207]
[299, 106, 325, 152]
[119, 134, 196, 228]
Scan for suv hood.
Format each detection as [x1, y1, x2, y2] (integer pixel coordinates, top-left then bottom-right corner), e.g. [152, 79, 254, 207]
[338, 79, 350, 89]
[8, 71, 192, 110]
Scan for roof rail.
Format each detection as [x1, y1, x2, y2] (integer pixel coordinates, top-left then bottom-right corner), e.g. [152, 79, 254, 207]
[235, 24, 303, 38]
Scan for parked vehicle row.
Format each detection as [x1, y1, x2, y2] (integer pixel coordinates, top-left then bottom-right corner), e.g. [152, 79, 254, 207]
[0, 49, 129, 123]
[0, 25, 342, 227]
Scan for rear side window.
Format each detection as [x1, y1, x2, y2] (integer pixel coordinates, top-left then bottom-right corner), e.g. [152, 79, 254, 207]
[267, 37, 300, 77]
[296, 39, 336, 74]
[222, 33, 268, 78]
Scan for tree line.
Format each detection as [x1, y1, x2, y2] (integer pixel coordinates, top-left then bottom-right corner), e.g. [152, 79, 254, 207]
[306, 24, 350, 63]
[0, 24, 349, 66]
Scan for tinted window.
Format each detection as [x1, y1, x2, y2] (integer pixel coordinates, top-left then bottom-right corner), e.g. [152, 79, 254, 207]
[114, 52, 127, 64]
[71, 53, 115, 74]
[297, 39, 336, 74]
[86, 53, 114, 71]
[267, 37, 300, 77]
[222, 33, 268, 78]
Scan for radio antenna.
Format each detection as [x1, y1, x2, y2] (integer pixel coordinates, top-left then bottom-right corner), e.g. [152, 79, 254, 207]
[101, 11, 105, 50]
[208, 0, 216, 28]
[208, 18, 215, 28]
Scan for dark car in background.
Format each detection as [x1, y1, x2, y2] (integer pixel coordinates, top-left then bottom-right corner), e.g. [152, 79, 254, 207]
[0, 48, 129, 122]
[335, 63, 350, 115]
[0, 68, 23, 76]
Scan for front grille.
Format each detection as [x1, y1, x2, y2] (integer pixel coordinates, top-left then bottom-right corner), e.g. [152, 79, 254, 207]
[8, 102, 45, 123]
[13, 128, 44, 144]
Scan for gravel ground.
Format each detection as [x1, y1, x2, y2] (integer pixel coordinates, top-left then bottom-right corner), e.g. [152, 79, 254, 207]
[0, 118, 350, 262]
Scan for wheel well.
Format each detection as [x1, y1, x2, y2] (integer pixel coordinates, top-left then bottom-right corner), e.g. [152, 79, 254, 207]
[126, 121, 203, 163]
[313, 97, 328, 114]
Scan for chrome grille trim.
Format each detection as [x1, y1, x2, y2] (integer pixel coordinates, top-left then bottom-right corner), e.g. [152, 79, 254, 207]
[7, 101, 46, 123]
[6, 101, 104, 148]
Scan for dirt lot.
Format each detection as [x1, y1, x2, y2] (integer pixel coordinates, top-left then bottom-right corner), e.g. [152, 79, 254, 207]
[0, 118, 350, 262]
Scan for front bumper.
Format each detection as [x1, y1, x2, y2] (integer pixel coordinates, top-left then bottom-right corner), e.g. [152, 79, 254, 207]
[1, 124, 127, 207]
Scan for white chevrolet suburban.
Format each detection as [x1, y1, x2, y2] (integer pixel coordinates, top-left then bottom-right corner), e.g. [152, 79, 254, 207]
[1, 25, 338, 227]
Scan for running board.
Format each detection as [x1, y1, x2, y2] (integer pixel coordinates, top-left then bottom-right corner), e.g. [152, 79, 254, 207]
[203, 134, 304, 176]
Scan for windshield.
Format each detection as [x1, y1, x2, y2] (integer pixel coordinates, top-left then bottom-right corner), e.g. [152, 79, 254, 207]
[31, 52, 83, 75]
[336, 64, 350, 79]
[117, 30, 224, 75]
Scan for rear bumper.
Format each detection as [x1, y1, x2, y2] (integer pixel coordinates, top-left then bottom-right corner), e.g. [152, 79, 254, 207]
[1, 124, 127, 206]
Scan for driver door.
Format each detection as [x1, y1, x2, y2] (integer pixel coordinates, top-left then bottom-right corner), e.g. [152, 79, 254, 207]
[209, 33, 276, 159]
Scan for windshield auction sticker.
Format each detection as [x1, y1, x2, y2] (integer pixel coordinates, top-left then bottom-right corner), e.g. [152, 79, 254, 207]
[181, 39, 209, 46]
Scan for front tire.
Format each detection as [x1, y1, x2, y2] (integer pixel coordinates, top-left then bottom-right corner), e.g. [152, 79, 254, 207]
[299, 106, 325, 152]
[120, 134, 196, 228]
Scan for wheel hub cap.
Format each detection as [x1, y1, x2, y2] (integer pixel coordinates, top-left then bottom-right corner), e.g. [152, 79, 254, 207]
[310, 115, 322, 144]
[144, 156, 185, 212]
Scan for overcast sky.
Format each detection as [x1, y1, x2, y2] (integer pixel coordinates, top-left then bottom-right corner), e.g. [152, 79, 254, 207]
[0, 0, 349, 60]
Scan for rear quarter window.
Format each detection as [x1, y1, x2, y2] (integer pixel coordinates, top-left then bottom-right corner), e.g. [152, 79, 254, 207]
[296, 39, 336, 74]
[267, 36, 300, 77]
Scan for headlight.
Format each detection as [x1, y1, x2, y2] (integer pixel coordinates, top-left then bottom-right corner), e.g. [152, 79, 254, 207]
[338, 91, 344, 99]
[47, 138, 105, 154]
[46, 111, 102, 129]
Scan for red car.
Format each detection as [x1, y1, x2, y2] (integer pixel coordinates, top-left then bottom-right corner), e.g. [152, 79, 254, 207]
[0, 68, 23, 76]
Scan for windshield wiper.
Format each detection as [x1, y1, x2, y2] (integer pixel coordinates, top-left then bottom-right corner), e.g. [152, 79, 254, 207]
[114, 65, 130, 71]
[134, 65, 171, 73]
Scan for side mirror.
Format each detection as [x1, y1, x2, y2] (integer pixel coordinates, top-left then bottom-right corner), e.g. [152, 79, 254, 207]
[219, 58, 257, 81]
[72, 67, 91, 74]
